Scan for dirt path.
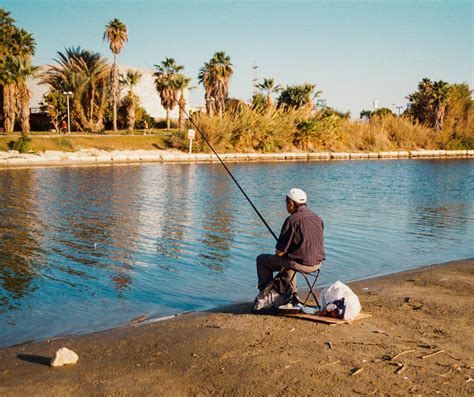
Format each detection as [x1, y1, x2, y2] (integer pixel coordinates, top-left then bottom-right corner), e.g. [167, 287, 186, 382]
[0, 259, 473, 396]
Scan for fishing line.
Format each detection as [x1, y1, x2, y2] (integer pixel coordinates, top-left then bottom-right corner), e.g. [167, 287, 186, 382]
[172, 94, 278, 241]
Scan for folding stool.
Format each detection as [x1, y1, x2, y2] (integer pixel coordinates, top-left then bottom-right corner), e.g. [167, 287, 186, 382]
[289, 268, 321, 309]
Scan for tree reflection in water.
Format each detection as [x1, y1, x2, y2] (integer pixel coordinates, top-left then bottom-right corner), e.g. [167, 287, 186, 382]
[197, 165, 234, 272]
[406, 160, 472, 255]
[0, 169, 43, 312]
[45, 166, 144, 294]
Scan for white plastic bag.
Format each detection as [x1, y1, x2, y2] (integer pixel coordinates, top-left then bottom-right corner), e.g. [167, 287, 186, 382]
[320, 281, 361, 320]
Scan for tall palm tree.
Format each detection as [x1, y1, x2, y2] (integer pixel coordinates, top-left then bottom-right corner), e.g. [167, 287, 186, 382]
[198, 61, 215, 116]
[198, 51, 233, 118]
[210, 51, 233, 117]
[121, 69, 142, 132]
[0, 9, 16, 132]
[257, 77, 282, 110]
[103, 18, 128, 132]
[15, 60, 39, 135]
[14, 30, 36, 135]
[0, 58, 18, 133]
[170, 74, 191, 131]
[0, 17, 36, 134]
[153, 57, 183, 130]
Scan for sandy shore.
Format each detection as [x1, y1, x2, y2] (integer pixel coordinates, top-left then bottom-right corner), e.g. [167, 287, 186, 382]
[0, 259, 473, 396]
[0, 148, 472, 168]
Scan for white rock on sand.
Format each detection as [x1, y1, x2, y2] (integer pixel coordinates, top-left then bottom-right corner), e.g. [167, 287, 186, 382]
[50, 347, 79, 367]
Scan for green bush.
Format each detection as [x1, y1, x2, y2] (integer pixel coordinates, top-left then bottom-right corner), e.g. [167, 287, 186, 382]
[13, 136, 32, 153]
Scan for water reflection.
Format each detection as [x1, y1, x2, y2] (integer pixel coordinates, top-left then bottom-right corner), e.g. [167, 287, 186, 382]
[198, 166, 234, 271]
[412, 205, 469, 233]
[32, 167, 145, 294]
[151, 164, 195, 266]
[405, 160, 473, 254]
[0, 170, 43, 312]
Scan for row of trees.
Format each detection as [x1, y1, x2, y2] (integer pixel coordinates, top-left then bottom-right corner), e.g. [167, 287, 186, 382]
[0, 8, 327, 136]
[0, 9, 37, 135]
[1, 8, 326, 135]
[1, 8, 472, 151]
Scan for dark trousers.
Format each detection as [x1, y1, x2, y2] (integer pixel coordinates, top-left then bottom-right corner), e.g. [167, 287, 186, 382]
[256, 254, 321, 294]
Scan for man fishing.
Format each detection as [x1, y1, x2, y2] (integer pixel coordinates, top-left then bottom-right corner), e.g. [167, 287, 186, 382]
[256, 188, 325, 304]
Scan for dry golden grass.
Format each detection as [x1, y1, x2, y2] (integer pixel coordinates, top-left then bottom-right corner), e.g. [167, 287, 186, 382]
[191, 106, 311, 152]
[191, 109, 468, 152]
[1, 111, 472, 153]
[337, 116, 439, 151]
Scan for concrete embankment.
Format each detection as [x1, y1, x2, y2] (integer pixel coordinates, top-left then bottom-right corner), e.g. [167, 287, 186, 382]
[0, 149, 472, 168]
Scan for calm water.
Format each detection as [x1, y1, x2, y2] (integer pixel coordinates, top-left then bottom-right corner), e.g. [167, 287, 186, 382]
[0, 159, 473, 347]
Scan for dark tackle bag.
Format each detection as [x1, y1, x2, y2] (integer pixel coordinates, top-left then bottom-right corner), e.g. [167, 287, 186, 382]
[253, 272, 292, 314]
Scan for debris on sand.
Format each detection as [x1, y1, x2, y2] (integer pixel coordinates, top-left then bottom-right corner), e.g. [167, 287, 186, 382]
[50, 347, 79, 367]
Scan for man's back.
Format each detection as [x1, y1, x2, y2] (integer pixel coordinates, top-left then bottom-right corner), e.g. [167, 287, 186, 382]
[276, 205, 325, 266]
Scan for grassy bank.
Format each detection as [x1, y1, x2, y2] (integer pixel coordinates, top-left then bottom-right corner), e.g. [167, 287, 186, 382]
[0, 133, 170, 152]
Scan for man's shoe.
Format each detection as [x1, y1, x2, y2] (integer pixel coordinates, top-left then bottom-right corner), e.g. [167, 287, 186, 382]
[290, 293, 302, 306]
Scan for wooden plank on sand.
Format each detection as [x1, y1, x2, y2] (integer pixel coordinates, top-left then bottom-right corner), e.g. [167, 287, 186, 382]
[280, 312, 372, 325]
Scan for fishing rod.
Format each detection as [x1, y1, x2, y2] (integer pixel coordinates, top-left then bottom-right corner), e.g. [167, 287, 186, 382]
[172, 94, 278, 241]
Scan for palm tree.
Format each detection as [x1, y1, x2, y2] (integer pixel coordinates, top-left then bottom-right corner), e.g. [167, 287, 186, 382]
[153, 57, 183, 130]
[432, 80, 451, 130]
[11, 28, 36, 59]
[15, 30, 36, 135]
[121, 69, 142, 132]
[407, 78, 451, 130]
[210, 51, 233, 117]
[170, 74, 191, 131]
[0, 19, 36, 134]
[103, 18, 128, 132]
[0, 9, 16, 58]
[15, 60, 39, 135]
[198, 51, 233, 118]
[0, 9, 16, 132]
[0, 58, 18, 133]
[257, 78, 282, 110]
[75, 50, 111, 131]
[42, 47, 110, 132]
[198, 61, 215, 116]
[277, 83, 321, 110]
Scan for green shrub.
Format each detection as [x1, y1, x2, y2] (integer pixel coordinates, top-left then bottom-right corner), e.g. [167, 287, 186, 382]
[13, 136, 32, 153]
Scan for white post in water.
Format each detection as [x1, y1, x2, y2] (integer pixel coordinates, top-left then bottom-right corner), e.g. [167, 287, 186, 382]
[188, 129, 195, 156]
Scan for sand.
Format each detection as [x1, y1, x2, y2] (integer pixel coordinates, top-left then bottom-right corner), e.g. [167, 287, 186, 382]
[0, 259, 473, 396]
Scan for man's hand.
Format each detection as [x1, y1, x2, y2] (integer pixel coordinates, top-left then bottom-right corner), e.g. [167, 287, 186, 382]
[275, 249, 285, 257]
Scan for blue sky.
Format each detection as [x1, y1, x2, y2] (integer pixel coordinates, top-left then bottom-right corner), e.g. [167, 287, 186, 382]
[3, 0, 473, 117]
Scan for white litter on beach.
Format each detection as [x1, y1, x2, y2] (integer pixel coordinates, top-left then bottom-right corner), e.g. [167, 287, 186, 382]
[50, 347, 79, 367]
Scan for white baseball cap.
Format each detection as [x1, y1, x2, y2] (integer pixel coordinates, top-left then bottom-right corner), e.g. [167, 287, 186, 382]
[287, 188, 307, 204]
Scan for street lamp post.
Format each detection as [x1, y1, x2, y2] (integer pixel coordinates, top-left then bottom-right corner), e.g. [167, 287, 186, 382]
[62, 91, 73, 134]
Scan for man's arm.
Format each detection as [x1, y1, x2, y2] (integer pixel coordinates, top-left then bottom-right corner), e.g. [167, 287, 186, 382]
[275, 217, 293, 255]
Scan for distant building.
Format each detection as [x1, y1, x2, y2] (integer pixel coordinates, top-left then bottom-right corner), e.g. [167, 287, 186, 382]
[27, 65, 189, 120]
